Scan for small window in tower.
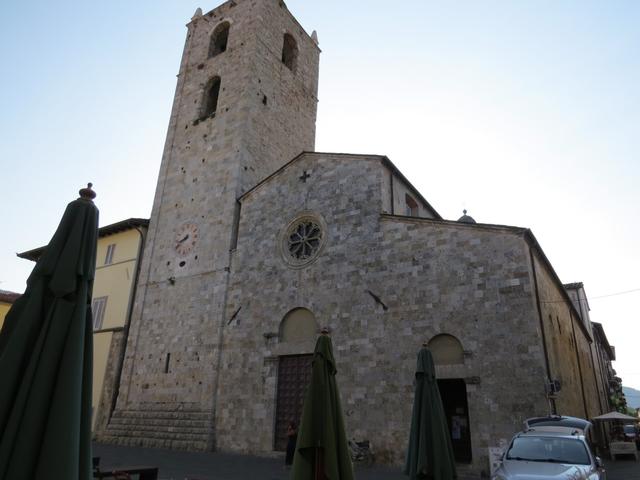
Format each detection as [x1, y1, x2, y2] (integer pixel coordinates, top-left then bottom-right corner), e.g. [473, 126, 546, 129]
[281, 33, 298, 71]
[208, 22, 230, 58]
[201, 76, 221, 120]
[405, 194, 419, 217]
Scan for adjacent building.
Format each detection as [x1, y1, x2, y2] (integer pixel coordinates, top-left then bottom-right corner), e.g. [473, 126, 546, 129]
[0, 290, 21, 332]
[18, 218, 148, 430]
[591, 321, 621, 410]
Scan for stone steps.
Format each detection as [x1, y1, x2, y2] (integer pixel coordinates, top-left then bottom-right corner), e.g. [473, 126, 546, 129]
[108, 417, 210, 430]
[99, 435, 208, 451]
[110, 409, 212, 421]
[98, 409, 213, 451]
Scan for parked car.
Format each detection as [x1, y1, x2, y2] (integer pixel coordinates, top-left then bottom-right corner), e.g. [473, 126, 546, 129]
[524, 415, 593, 432]
[492, 416, 606, 480]
[623, 424, 638, 442]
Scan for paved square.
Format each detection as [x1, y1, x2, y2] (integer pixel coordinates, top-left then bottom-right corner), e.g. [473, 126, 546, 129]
[94, 443, 424, 480]
[93, 443, 640, 479]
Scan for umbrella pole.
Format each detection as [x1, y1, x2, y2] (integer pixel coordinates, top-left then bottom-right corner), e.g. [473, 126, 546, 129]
[314, 447, 325, 480]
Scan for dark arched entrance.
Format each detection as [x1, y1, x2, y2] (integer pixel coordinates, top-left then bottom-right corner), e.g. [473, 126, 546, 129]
[429, 334, 473, 463]
[438, 378, 472, 463]
[273, 308, 317, 450]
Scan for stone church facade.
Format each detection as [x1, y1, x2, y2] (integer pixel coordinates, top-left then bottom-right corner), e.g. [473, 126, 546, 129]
[95, 0, 609, 476]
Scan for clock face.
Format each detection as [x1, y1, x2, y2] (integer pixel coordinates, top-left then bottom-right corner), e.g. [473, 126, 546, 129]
[174, 222, 198, 256]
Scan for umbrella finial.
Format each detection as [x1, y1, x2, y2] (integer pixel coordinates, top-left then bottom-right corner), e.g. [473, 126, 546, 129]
[79, 183, 96, 201]
[321, 327, 330, 336]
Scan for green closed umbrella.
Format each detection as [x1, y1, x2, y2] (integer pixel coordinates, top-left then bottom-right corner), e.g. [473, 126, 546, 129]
[0, 184, 99, 480]
[404, 346, 457, 480]
[291, 331, 354, 480]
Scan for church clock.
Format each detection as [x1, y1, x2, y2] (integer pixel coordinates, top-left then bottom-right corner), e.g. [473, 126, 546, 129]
[174, 222, 198, 256]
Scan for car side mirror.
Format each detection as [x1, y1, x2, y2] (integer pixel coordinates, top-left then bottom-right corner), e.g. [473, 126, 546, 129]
[595, 457, 603, 469]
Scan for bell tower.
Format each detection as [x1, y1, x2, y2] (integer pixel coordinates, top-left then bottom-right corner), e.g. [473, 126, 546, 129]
[100, 0, 319, 450]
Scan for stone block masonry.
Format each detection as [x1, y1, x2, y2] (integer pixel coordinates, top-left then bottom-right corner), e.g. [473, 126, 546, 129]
[219, 153, 554, 475]
[97, 0, 319, 450]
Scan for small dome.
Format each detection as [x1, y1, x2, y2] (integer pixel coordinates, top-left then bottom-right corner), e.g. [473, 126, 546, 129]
[458, 209, 476, 224]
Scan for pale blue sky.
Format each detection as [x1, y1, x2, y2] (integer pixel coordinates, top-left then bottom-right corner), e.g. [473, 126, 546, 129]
[1, 1, 639, 390]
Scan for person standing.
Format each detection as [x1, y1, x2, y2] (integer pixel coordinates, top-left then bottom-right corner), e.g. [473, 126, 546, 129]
[285, 421, 298, 466]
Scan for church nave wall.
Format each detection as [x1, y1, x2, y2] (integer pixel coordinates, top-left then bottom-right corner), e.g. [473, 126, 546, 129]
[219, 153, 552, 477]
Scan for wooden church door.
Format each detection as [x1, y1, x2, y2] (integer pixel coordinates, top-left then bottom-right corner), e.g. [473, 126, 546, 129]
[274, 354, 313, 450]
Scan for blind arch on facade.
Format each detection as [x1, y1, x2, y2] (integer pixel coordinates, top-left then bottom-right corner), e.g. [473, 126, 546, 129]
[428, 334, 464, 365]
[279, 308, 318, 343]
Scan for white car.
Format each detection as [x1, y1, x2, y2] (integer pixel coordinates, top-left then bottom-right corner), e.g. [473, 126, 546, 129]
[492, 416, 606, 480]
[623, 424, 638, 443]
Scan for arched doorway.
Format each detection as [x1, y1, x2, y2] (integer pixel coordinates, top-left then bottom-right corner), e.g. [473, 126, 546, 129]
[274, 308, 318, 450]
[429, 334, 473, 463]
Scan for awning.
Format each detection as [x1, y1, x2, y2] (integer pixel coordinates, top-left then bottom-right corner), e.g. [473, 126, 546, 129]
[592, 411, 638, 422]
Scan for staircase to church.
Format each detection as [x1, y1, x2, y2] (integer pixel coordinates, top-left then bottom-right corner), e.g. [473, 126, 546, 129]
[98, 409, 213, 451]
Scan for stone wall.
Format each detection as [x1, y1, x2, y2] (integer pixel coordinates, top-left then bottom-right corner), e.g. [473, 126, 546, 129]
[531, 250, 602, 420]
[240, 0, 319, 193]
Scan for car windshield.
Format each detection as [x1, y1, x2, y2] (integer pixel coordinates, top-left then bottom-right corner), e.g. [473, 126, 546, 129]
[506, 436, 590, 465]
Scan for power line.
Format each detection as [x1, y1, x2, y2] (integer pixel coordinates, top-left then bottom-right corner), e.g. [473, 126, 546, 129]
[591, 288, 640, 300]
[540, 287, 640, 304]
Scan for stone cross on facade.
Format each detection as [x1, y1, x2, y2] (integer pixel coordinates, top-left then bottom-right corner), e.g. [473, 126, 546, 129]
[299, 170, 311, 182]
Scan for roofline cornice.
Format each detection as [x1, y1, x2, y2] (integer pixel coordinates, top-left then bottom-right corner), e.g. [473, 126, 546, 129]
[17, 218, 149, 262]
[238, 151, 443, 223]
[380, 213, 527, 235]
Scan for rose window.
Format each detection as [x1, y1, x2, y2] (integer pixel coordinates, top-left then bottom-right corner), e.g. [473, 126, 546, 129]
[287, 221, 322, 260]
[281, 215, 326, 267]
